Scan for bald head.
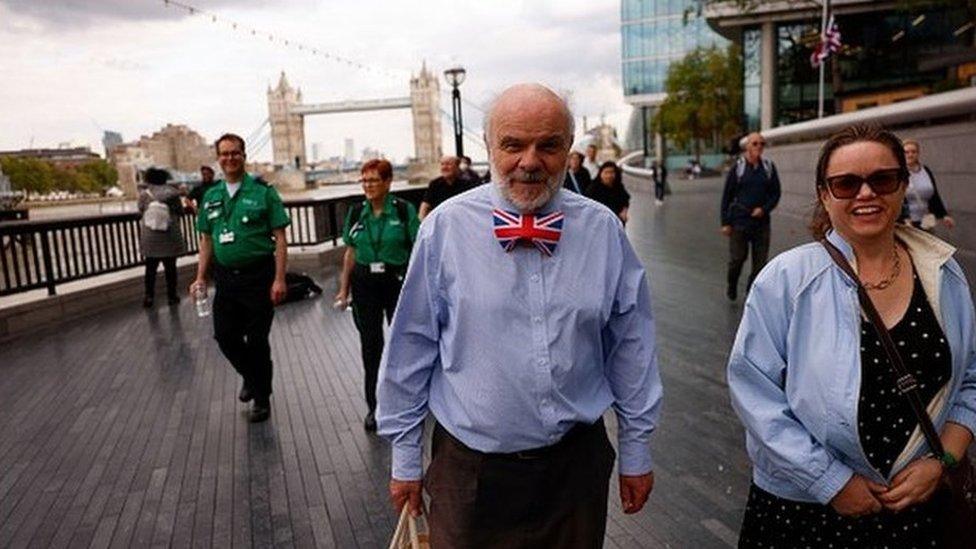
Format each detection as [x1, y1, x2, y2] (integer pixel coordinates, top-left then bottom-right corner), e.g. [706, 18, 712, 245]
[484, 84, 575, 147]
[484, 83, 574, 212]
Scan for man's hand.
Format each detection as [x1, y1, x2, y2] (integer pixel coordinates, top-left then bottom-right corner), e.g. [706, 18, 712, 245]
[878, 457, 943, 512]
[270, 278, 287, 305]
[830, 475, 886, 517]
[943, 216, 956, 229]
[619, 472, 654, 514]
[389, 479, 423, 517]
[750, 207, 764, 218]
[720, 225, 733, 237]
[188, 277, 206, 297]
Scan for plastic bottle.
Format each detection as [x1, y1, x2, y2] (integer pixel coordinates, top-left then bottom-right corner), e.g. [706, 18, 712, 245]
[193, 282, 211, 317]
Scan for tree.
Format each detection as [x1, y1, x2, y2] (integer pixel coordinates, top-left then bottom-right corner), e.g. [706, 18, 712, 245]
[655, 45, 743, 163]
[0, 157, 118, 195]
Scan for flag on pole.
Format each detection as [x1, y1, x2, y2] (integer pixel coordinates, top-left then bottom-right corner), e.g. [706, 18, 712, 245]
[810, 14, 842, 67]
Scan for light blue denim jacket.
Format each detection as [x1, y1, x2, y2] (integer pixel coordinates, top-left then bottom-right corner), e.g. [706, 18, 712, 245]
[727, 227, 976, 504]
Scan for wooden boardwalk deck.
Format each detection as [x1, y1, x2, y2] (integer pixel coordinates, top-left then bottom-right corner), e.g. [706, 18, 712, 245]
[0, 176, 808, 548]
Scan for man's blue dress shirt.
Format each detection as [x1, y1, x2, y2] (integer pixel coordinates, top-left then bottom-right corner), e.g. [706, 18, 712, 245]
[376, 184, 662, 481]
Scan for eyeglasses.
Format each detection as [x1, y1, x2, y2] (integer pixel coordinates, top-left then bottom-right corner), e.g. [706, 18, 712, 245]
[360, 177, 384, 185]
[823, 168, 906, 200]
[749, 141, 766, 148]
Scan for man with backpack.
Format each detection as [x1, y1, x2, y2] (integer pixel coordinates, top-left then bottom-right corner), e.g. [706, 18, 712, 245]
[720, 132, 781, 301]
[334, 158, 419, 432]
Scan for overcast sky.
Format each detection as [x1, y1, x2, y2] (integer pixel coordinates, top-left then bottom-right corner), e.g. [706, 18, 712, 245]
[0, 0, 631, 164]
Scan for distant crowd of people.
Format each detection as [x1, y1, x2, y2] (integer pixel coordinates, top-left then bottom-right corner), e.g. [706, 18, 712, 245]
[132, 81, 971, 548]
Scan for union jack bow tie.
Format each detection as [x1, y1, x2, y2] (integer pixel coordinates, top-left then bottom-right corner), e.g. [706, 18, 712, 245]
[492, 208, 564, 256]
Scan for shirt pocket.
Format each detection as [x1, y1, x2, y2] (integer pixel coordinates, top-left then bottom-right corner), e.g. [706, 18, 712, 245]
[240, 207, 267, 226]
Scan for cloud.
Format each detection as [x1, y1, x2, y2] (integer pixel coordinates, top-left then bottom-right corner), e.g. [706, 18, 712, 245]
[0, 0, 312, 30]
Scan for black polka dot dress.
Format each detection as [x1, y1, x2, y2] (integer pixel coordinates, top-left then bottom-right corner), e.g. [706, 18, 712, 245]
[739, 274, 952, 548]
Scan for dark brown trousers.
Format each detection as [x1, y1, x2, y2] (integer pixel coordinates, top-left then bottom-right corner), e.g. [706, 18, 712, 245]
[425, 419, 616, 549]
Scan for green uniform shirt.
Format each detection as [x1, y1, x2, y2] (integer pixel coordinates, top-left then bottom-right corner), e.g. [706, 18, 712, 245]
[196, 174, 291, 267]
[342, 195, 419, 266]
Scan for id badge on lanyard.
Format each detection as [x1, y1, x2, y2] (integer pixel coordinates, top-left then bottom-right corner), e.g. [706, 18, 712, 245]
[219, 230, 236, 244]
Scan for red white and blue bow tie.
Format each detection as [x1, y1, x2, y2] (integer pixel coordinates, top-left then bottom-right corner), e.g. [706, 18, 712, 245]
[492, 208, 564, 256]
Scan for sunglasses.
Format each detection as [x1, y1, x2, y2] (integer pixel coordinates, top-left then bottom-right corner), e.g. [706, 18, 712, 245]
[823, 168, 906, 200]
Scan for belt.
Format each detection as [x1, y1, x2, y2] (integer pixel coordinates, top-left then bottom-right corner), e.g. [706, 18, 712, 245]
[215, 256, 274, 276]
[436, 418, 604, 461]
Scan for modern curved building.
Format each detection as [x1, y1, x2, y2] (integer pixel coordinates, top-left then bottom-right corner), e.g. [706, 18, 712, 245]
[704, 0, 976, 131]
[621, 0, 727, 166]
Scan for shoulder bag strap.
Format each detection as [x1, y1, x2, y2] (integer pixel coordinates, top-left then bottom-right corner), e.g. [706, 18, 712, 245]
[819, 238, 948, 459]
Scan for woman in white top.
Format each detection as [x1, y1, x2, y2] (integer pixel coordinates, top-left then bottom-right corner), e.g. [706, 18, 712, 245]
[903, 139, 954, 230]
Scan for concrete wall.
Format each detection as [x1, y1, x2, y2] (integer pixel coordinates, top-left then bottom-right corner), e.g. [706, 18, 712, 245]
[766, 120, 976, 279]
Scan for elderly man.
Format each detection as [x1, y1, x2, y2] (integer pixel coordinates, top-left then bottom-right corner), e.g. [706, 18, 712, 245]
[377, 84, 662, 547]
[719, 132, 781, 301]
[418, 156, 469, 219]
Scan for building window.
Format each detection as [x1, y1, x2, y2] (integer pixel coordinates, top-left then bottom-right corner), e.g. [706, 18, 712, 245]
[743, 27, 762, 131]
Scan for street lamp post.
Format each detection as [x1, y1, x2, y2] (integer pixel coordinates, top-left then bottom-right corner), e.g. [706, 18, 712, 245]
[443, 66, 466, 157]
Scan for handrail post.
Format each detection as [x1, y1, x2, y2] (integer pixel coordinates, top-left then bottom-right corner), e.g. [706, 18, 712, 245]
[39, 231, 57, 295]
[328, 202, 338, 246]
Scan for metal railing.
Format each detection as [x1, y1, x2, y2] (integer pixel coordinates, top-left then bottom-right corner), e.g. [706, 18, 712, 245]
[0, 187, 425, 297]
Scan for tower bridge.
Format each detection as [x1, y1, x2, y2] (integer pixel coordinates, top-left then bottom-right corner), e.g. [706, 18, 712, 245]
[267, 64, 442, 182]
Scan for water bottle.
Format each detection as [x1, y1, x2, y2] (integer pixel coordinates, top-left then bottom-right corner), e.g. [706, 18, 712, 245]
[193, 282, 211, 317]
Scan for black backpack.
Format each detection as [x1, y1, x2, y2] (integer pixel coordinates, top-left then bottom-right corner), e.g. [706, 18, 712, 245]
[282, 272, 323, 304]
[348, 197, 415, 252]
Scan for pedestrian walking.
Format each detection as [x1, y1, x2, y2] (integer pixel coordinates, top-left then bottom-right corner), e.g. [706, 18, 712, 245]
[190, 133, 291, 423]
[418, 156, 471, 220]
[720, 132, 781, 301]
[728, 124, 976, 547]
[138, 167, 186, 308]
[377, 83, 662, 548]
[187, 165, 217, 214]
[652, 161, 666, 205]
[334, 159, 419, 432]
[585, 161, 631, 225]
[902, 139, 955, 231]
[583, 143, 600, 179]
[563, 150, 590, 194]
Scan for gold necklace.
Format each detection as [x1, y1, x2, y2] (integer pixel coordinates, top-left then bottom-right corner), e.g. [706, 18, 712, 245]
[862, 243, 901, 291]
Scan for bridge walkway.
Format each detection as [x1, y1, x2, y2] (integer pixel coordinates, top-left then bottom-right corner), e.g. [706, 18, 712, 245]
[1, 175, 818, 548]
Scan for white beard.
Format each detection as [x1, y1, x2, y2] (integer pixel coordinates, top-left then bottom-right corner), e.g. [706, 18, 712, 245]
[491, 164, 565, 213]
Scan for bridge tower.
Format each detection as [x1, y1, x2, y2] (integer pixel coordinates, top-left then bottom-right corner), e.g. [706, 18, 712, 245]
[409, 63, 443, 179]
[268, 72, 306, 168]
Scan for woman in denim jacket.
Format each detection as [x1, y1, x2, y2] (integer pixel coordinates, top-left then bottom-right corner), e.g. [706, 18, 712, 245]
[728, 125, 976, 547]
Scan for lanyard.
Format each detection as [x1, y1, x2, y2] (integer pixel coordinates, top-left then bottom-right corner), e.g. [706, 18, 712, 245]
[365, 210, 388, 257]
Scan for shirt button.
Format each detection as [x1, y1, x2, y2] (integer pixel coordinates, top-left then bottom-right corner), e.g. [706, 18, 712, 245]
[538, 358, 546, 366]
[533, 316, 542, 323]
[530, 274, 540, 282]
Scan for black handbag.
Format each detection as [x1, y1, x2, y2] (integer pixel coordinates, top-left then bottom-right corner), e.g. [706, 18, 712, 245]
[821, 238, 976, 548]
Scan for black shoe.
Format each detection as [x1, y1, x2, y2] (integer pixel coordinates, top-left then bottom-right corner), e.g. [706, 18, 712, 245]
[726, 285, 737, 301]
[143, 296, 154, 308]
[168, 294, 181, 306]
[363, 411, 377, 432]
[238, 385, 254, 403]
[249, 401, 270, 423]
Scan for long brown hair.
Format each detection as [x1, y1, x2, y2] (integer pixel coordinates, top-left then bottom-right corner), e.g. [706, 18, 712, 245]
[808, 124, 908, 239]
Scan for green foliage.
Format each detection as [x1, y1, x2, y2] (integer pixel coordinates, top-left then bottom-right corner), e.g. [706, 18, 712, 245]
[0, 156, 118, 195]
[655, 45, 744, 160]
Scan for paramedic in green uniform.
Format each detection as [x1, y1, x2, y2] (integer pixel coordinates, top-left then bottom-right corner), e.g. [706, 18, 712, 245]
[334, 158, 419, 432]
[191, 133, 291, 423]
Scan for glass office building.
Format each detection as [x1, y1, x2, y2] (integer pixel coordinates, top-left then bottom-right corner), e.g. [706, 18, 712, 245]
[621, 0, 727, 166]
[622, 0, 727, 100]
[709, 2, 976, 130]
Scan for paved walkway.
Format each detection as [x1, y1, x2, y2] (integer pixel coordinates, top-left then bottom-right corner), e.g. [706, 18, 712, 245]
[1, 176, 804, 548]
